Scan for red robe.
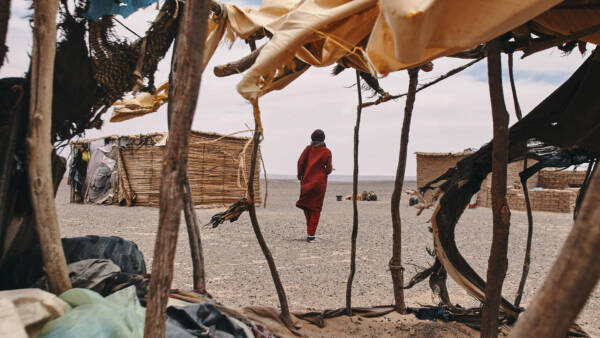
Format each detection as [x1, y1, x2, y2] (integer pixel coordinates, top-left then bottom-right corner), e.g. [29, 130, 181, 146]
[296, 145, 332, 212]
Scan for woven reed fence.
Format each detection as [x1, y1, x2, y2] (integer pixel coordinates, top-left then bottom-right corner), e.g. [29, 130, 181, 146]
[71, 131, 261, 208]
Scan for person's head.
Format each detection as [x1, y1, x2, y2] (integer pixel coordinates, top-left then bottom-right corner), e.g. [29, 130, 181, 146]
[311, 129, 325, 142]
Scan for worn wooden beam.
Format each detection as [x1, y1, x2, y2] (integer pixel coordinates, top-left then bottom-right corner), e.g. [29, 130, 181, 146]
[246, 117, 294, 328]
[0, 0, 9, 69]
[26, 0, 71, 295]
[213, 45, 263, 77]
[509, 169, 600, 337]
[183, 173, 207, 293]
[390, 67, 419, 313]
[481, 39, 512, 338]
[360, 58, 482, 108]
[143, 0, 209, 336]
[345, 71, 363, 315]
[508, 52, 533, 309]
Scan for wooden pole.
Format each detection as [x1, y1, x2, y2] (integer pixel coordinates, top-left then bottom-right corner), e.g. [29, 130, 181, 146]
[0, 0, 9, 69]
[508, 52, 532, 309]
[390, 67, 419, 313]
[26, 0, 71, 295]
[246, 117, 294, 328]
[345, 70, 362, 315]
[509, 169, 600, 337]
[143, 0, 209, 336]
[183, 173, 207, 293]
[481, 39, 511, 338]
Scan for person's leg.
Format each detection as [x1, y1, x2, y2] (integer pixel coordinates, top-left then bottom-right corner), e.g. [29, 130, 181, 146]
[307, 210, 321, 237]
[304, 209, 312, 237]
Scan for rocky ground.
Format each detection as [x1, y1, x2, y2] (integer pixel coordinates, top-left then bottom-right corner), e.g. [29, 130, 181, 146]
[57, 179, 599, 337]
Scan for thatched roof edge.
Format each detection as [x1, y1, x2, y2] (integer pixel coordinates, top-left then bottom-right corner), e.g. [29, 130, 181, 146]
[69, 130, 252, 145]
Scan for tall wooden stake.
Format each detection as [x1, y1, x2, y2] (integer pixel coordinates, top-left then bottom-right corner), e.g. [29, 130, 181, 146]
[509, 169, 600, 337]
[27, 0, 71, 295]
[144, 0, 209, 336]
[508, 52, 533, 309]
[183, 173, 206, 293]
[0, 0, 9, 69]
[346, 71, 362, 315]
[481, 39, 511, 338]
[390, 67, 419, 313]
[246, 117, 294, 327]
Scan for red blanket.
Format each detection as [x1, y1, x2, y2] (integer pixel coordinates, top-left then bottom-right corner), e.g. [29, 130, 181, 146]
[296, 145, 332, 212]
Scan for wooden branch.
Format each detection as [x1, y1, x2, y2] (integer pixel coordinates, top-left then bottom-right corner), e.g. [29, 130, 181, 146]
[27, 0, 71, 295]
[508, 52, 533, 309]
[0, 0, 9, 69]
[509, 169, 600, 337]
[0, 84, 24, 251]
[361, 57, 483, 108]
[519, 23, 600, 58]
[574, 159, 597, 220]
[246, 117, 294, 328]
[389, 67, 419, 313]
[213, 45, 263, 77]
[183, 173, 207, 293]
[514, 166, 533, 309]
[346, 71, 363, 315]
[507, 53, 522, 121]
[143, 0, 209, 336]
[481, 39, 512, 338]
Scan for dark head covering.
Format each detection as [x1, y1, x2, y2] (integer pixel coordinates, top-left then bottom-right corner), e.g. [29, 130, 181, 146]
[311, 129, 325, 142]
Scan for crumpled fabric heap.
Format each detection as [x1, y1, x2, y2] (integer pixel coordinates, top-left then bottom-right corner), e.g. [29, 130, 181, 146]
[0, 289, 68, 338]
[39, 287, 145, 338]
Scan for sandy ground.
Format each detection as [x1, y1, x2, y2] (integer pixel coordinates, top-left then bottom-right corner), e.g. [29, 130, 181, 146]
[56, 179, 600, 337]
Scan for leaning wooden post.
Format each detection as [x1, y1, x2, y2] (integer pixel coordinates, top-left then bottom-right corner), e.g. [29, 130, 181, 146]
[508, 52, 533, 309]
[143, 0, 209, 336]
[509, 169, 600, 338]
[26, 0, 71, 295]
[481, 39, 512, 338]
[183, 173, 207, 293]
[390, 67, 419, 313]
[246, 110, 294, 327]
[0, 0, 10, 69]
[345, 70, 363, 315]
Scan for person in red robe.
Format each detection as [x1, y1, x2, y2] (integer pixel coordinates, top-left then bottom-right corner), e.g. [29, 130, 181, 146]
[296, 129, 333, 242]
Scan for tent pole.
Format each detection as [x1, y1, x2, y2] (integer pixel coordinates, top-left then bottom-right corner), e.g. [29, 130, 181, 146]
[509, 169, 600, 337]
[27, 0, 71, 295]
[246, 115, 294, 328]
[143, 0, 209, 336]
[183, 174, 207, 294]
[508, 52, 533, 309]
[481, 39, 512, 338]
[390, 67, 419, 313]
[0, 0, 9, 69]
[346, 70, 363, 315]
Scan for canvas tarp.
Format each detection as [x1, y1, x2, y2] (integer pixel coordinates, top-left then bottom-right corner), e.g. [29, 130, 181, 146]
[109, 0, 600, 122]
[226, 0, 569, 100]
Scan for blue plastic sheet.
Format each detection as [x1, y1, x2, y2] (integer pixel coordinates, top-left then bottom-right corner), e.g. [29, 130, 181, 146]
[85, 0, 159, 21]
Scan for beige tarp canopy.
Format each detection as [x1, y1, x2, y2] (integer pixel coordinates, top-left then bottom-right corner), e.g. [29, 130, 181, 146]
[109, 0, 600, 123]
[203, 0, 599, 101]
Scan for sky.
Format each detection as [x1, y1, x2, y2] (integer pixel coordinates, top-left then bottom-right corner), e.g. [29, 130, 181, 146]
[1, 0, 590, 177]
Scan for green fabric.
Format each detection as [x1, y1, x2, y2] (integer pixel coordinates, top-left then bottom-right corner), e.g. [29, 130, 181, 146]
[39, 286, 145, 338]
